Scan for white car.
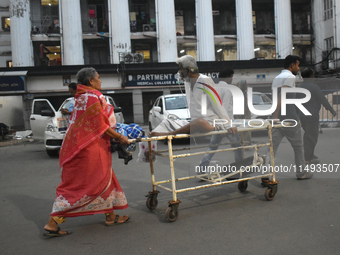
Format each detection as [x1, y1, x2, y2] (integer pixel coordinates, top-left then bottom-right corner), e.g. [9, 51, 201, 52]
[148, 92, 272, 132]
[30, 95, 124, 157]
[250, 92, 273, 119]
[148, 94, 190, 131]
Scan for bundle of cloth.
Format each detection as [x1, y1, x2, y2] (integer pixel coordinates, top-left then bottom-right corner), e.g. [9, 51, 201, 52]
[113, 123, 146, 164]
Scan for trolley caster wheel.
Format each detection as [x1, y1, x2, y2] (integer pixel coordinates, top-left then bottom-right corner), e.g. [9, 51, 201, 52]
[261, 178, 270, 187]
[165, 205, 179, 222]
[238, 181, 248, 192]
[264, 186, 277, 201]
[146, 196, 158, 210]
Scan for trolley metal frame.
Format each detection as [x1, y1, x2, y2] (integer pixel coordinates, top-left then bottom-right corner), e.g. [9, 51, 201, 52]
[130, 124, 279, 222]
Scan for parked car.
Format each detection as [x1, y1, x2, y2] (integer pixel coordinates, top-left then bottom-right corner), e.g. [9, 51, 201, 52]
[30, 95, 124, 157]
[263, 92, 272, 100]
[148, 92, 273, 131]
[250, 92, 273, 119]
[148, 94, 190, 131]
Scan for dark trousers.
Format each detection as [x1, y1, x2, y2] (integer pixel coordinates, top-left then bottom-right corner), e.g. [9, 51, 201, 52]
[300, 115, 319, 161]
[272, 122, 306, 176]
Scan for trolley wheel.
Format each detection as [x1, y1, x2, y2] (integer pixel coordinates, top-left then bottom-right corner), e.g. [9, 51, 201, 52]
[146, 196, 158, 210]
[238, 181, 248, 192]
[165, 205, 179, 222]
[265, 188, 276, 201]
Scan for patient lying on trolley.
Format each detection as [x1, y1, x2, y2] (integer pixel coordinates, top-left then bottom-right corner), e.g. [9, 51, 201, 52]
[148, 56, 242, 173]
[198, 69, 244, 172]
[148, 56, 236, 138]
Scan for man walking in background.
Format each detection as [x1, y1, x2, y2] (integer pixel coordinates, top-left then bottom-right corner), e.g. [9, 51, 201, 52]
[271, 55, 312, 180]
[298, 68, 337, 164]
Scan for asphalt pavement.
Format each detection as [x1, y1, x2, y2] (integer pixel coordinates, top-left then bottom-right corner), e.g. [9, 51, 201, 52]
[1, 126, 340, 255]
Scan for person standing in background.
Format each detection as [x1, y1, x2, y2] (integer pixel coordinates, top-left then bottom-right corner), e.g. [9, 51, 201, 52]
[298, 68, 337, 164]
[271, 55, 312, 180]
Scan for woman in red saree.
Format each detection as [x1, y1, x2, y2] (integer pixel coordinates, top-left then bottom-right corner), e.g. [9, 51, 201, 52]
[44, 67, 129, 237]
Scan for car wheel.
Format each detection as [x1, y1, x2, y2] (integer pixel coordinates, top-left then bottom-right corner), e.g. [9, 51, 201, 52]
[46, 149, 59, 157]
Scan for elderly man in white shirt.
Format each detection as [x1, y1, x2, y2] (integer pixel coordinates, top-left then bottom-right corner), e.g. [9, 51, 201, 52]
[199, 68, 243, 169]
[149, 55, 236, 137]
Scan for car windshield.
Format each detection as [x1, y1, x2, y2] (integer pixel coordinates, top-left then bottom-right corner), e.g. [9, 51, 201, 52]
[165, 96, 188, 110]
[60, 98, 75, 110]
[252, 94, 272, 105]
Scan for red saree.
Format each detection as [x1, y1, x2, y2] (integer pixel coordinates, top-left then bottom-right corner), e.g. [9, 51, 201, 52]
[51, 85, 128, 218]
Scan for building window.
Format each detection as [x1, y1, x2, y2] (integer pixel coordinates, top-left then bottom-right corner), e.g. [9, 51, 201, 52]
[214, 46, 237, 61]
[292, 2, 311, 34]
[84, 40, 110, 65]
[1, 17, 10, 31]
[132, 41, 155, 63]
[212, 1, 236, 36]
[254, 45, 276, 60]
[325, 37, 334, 53]
[33, 42, 61, 66]
[40, 0, 59, 34]
[6, 61, 12, 67]
[252, 11, 256, 32]
[81, 1, 109, 33]
[175, 0, 197, 36]
[324, 0, 333, 20]
[252, 2, 275, 34]
[41, 0, 59, 5]
[129, 0, 154, 33]
[322, 37, 334, 69]
[175, 10, 184, 35]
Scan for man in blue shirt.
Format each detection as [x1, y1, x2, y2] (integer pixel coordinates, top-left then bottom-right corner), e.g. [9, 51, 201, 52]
[61, 82, 77, 115]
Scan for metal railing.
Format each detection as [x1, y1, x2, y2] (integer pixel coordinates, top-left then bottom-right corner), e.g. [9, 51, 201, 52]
[320, 89, 340, 123]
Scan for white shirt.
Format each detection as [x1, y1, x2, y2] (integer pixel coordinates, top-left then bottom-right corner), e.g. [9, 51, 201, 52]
[272, 69, 296, 88]
[185, 74, 231, 126]
[215, 81, 234, 119]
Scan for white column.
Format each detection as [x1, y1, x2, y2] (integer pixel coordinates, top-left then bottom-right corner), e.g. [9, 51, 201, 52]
[311, 0, 324, 69]
[60, 0, 84, 65]
[110, 0, 131, 64]
[274, 0, 293, 59]
[156, 0, 177, 62]
[196, 0, 215, 61]
[9, 0, 34, 67]
[235, 0, 254, 60]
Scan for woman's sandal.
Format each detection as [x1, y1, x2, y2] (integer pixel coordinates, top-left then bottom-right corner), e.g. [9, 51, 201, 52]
[105, 215, 130, 226]
[43, 227, 72, 237]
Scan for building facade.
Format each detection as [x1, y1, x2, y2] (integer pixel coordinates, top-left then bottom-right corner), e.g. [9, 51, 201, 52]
[0, 0, 339, 130]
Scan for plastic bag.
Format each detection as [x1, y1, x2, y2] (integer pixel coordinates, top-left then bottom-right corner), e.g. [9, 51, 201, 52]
[137, 140, 157, 163]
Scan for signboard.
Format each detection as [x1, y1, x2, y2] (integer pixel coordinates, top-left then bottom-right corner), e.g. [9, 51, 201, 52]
[63, 75, 71, 86]
[125, 72, 219, 87]
[0, 76, 25, 92]
[125, 73, 182, 87]
[256, 74, 266, 82]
